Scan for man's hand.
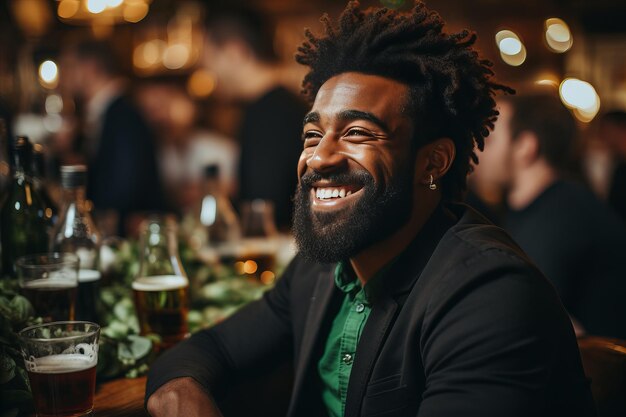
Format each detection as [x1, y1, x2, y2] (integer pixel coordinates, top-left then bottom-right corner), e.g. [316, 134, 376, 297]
[146, 377, 223, 417]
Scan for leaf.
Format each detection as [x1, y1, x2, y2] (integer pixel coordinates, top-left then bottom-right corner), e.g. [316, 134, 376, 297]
[117, 335, 152, 361]
[125, 363, 149, 379]
[0, 354, 16, 384]
[113, 298, 135, 321]
[102, 321, 129, 339]
[126, 335, 152, 360]
[100, 288, 118, 306]
[9, 296, 34, 322]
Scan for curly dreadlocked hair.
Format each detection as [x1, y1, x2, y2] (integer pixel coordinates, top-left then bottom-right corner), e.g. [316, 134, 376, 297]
[296, 1, 513, 201]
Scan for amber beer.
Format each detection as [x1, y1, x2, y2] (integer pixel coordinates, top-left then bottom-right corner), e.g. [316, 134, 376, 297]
[20, 279, 77, 322]
[133, 275, 189, 349]
[27, 354, 97, 417]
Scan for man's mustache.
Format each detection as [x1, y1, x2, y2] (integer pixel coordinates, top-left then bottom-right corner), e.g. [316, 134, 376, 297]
[299, 170, 373, 189]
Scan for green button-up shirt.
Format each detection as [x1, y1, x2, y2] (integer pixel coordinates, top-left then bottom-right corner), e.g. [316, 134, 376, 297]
[317, 260, 390, 417]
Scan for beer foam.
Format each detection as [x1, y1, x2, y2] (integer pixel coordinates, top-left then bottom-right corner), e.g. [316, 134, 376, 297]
[78, 269, 101, 283]
[132, 275, 189, 291]
[22, 279, 77, 289]
[28, 354, 96, 374]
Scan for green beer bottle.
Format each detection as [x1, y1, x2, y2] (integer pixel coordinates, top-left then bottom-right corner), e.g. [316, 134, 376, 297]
[0, 136, 49, 278]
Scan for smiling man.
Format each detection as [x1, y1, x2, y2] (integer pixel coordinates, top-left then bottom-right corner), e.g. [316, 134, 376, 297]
[145, 2, 596, 416]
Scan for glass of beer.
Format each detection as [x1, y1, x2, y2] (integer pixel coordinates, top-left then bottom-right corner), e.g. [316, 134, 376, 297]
[17, 253, 79, 322]
[19, 321, 100, 417]
[133, 216, 189, 350]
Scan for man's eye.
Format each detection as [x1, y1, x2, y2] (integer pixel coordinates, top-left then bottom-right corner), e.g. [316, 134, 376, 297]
[302, 131, 322, 141]
[345, 128, 372, 137]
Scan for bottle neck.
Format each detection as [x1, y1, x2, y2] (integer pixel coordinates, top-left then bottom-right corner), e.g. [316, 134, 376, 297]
[62, 186, 88, 208]
[203, 177, 222, 196]
[139, 227, 186, 277]
[147, 229, 180, 256]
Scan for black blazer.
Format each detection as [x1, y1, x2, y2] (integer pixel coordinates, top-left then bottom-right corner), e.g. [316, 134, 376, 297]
[146, 204, 596, 417]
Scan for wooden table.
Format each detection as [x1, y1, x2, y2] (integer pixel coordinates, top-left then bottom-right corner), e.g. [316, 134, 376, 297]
[94, 376, 148, 417]
[90, 360, 294, 417]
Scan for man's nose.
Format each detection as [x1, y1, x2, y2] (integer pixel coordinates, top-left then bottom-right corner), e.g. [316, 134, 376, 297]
[306, 136, 347, 173]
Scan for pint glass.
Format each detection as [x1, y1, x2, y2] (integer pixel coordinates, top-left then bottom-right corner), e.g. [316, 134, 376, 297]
[19, 321, 100, 417]
[17, 253, 79, 322]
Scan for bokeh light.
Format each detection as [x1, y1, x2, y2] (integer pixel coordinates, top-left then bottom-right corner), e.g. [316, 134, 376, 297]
[560, 78, 596, 109]
[559, 78, 601, 122]
[499, 37, 522, 55]
[545, 18, 573, 53]
[495, 30, 527, 66]
[45, 94, 63, 114]
[260, 271, 276, 285]
[163, 44, 190, 70]
[57, 0, 80, 19]
[39, 60, 58, 88]
[87, 0, 107, 14]
[123, 1, 149, 23]
[187, 69, 216, 98]
[243, 260, 258, 275]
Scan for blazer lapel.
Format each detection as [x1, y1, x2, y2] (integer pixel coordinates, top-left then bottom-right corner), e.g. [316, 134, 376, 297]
[288, 267, 337, 416]
[344, 296, 399, 417]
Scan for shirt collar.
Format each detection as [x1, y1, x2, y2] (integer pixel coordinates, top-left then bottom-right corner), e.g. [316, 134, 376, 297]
[333, 258, 398, 302]
[334, 261, 359, 294]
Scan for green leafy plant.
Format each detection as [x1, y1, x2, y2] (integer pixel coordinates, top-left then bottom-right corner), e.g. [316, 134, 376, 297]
[96, 282, 154, 380]
[0, 280, 39, 417]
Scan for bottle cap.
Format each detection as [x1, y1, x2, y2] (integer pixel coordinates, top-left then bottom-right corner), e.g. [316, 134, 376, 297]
[13, 136, 29, 149]
[60, 165, 88, 188]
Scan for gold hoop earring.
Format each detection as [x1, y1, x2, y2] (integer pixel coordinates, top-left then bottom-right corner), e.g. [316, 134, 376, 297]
[429, 174, 437, 191]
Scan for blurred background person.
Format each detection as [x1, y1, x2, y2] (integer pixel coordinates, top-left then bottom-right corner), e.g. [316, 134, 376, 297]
[474, 93, 626, 339]
[137, 81, 238, 212]
[202, 5, 307, 231]
[60, 40, 166, 235]
[465, 168, 506, 225]
[597, 111, 626, 224]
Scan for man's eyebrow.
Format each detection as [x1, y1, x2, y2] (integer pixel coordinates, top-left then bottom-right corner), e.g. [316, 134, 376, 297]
[303, 112, 320, 126]
[338, 109, 389, 132]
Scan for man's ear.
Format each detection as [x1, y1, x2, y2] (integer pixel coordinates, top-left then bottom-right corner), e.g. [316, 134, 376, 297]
[513, 131, 540, 166]
[415, 137, 456, 188]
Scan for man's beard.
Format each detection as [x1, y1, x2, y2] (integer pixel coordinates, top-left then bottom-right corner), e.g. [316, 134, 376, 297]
[292, 167, 414, 263]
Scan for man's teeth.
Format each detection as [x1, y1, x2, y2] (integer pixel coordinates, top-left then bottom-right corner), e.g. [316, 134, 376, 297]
[315, 188, 353, 200]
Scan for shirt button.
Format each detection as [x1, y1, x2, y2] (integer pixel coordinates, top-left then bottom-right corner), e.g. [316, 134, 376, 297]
[342, 353, 353, 365]
[355, 303, 365, 313]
